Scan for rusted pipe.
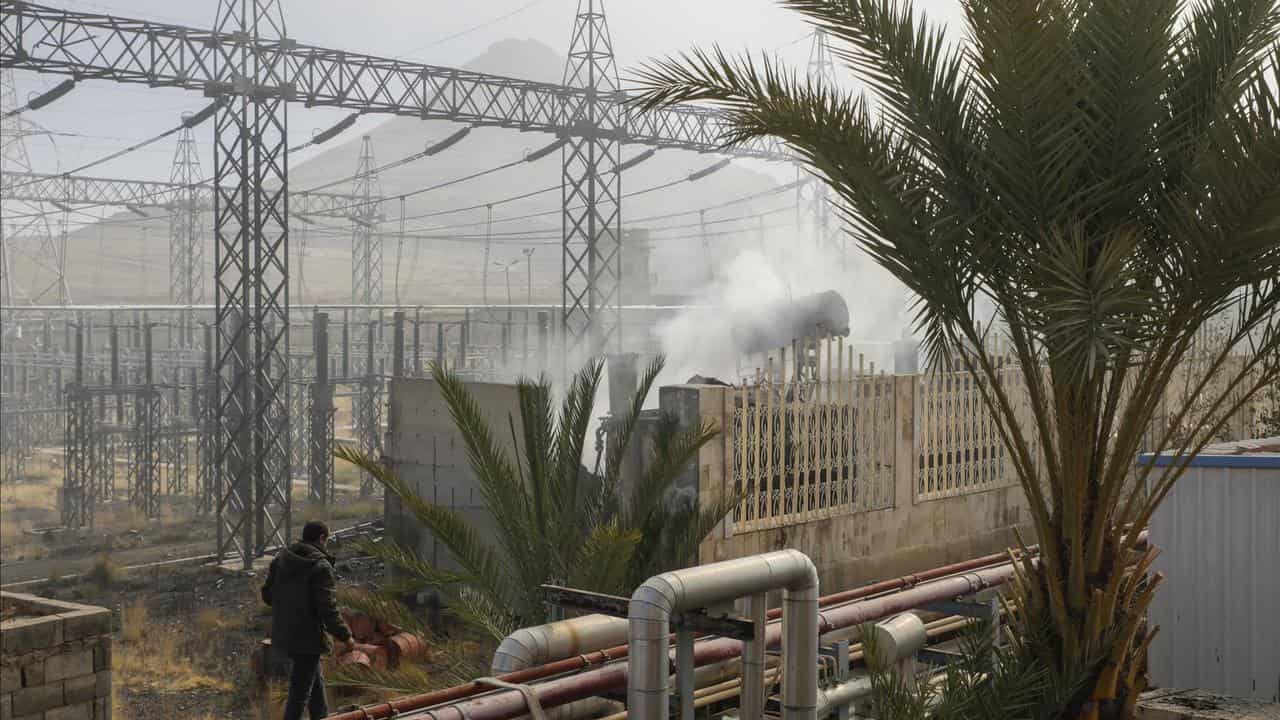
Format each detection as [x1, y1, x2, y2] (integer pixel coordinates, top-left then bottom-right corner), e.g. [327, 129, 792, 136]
[326, 536, 1152, 720]
[375, 563, 1023, 720]
[323, 548, 1019, 720]
[492, 614, 629, 674]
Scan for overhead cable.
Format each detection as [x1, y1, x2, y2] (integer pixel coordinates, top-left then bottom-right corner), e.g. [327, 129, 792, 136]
[298, 126, 473, 194]
[5, 101, 219, 188]
[290, 113, 361, 153]
[2, 79, 77, 118]
[310, 136, 568, 217]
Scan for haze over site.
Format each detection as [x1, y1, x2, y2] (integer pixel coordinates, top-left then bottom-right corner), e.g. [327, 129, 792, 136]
[6, 0, 936, 373]
[11, 0, 966, 181]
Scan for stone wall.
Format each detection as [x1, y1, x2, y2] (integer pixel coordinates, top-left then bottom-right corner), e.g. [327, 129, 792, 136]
[1, 592, 111, 720]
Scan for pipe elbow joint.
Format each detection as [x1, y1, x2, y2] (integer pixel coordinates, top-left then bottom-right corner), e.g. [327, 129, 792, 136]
[490, 629, 538, 674]
[630, 576, 678, 620]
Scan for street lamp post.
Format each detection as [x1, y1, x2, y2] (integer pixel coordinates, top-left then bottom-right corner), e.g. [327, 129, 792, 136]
[522, 248, 535, 371]
[494, 259, 518, 367]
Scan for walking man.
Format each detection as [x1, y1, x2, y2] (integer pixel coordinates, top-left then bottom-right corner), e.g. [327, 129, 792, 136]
[262, 520, 355, 720]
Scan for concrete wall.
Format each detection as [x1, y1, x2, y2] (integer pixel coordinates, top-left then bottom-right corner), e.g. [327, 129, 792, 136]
[1, 592, 112, 720]
[382, 377, 523, 572]
[384, 373, 1030, 596]
[663, 377, 1031, 593]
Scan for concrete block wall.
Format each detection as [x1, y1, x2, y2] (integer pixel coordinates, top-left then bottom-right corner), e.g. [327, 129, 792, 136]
[664, 379, 1031, 593]
[1, 592, 111, 720]
[384, 374, 1031, 595]
[382, 377, 524, 572]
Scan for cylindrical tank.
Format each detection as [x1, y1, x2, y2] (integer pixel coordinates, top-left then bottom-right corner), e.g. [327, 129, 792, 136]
[730, 290, 851, 355]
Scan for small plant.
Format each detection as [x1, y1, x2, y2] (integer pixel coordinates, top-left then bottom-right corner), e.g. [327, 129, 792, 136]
[87, 553, 124, 589]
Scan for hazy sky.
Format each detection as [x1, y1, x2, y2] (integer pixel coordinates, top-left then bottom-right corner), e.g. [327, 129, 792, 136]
[7, 0, 965, 184]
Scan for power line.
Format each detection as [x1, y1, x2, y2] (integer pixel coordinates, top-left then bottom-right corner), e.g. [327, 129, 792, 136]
[392, 0, 550, 58]
[5, 102, 217, 190]
[297, 126, 473, 194]
[400, 175, 812, 236]
[310, 137, 566, 217]
[386, 149, 659, 226]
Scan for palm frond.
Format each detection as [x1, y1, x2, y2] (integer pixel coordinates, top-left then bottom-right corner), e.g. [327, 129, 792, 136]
[568, 523, 641, 596]
[602, 354, 667, 492]
[635, 0, 1280, 715]
[352, 537, 467, 590]
[334, 446, 518, 619]
[427, 363, 552, 606]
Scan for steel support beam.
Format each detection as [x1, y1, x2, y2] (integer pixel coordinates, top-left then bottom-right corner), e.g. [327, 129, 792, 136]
[211, 0, 291, 569]
[350, 135, 383, 312]
[308, 311, 334, 504]
[356, 319, 381, 497]
[0, 1, 787, 159]
[169, 123, 205, 347]
[561, 0, 622, 358]
[1, 66, 70, 305]
[62, 325, 92, 527]
[1, 171, 363, 218]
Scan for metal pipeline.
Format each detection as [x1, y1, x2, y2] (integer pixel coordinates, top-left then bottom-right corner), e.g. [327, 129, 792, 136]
[627, 550, 819, 720]
[492, 615, 630, 674]
[387, 562, 1020, 720]
[325, 547, 1022, 720]
[329, 534, 1149, 720]
[599, 613, 973, 720]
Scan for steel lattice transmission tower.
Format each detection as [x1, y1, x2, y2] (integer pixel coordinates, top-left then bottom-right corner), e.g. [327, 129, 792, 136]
[169, 119, 204, 345]
[350, 134, 384, 309]
[210, 0, 292, 569]
[561, 0, 623, 357]
[1, 67, 71, 307]
[805, 30, 844, 264]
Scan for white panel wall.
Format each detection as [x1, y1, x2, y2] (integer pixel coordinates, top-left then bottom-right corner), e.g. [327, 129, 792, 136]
[1148, 462, 1280, 702]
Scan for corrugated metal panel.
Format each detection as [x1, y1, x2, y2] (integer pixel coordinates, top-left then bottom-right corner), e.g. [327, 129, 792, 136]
[1148, 462, 1280, 702]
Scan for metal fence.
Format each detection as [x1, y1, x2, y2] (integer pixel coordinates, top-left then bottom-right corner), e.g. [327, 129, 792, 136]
[722, 329, 1268, 529]
[728, 338, 895, 532]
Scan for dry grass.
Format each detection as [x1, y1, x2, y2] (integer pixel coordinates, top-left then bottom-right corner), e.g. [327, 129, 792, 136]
[194, 607, 244, 635]
[0, 472, 58, 513]
[121, 600, 148, 644]
[0, 517, 50, 562]
[115, 599, 234, 694]
[298, 495, 382, 524]
[249, 682, 288, 720]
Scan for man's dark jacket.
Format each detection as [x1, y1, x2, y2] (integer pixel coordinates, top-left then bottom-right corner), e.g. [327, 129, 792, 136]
[261, 541, 352, 655]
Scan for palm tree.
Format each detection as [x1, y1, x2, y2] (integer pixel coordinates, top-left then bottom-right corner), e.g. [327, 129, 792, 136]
[336, 355, 729, 640]
[632, 2, 1280, 718]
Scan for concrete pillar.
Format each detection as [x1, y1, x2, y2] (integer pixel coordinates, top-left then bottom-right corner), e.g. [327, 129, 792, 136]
[537, 311, 549, 372]
[412, 310, 422, 377]
[660, 383, 732, 565]
[435, 322, 445, 371]
[392, 311, 405, 379]
[606, 353, 642, 495]
[459, 311, 469, 370]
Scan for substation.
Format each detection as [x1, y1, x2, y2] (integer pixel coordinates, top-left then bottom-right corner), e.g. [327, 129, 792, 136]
[4, 2, 1278, 718]
[0, 0, 842, 569]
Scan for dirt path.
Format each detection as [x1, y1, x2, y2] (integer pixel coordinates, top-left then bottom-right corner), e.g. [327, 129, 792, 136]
[0, 517, 376, 586]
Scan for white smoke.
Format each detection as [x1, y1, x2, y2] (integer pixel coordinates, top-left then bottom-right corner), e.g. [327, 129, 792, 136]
[652, 228, 912, 384]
